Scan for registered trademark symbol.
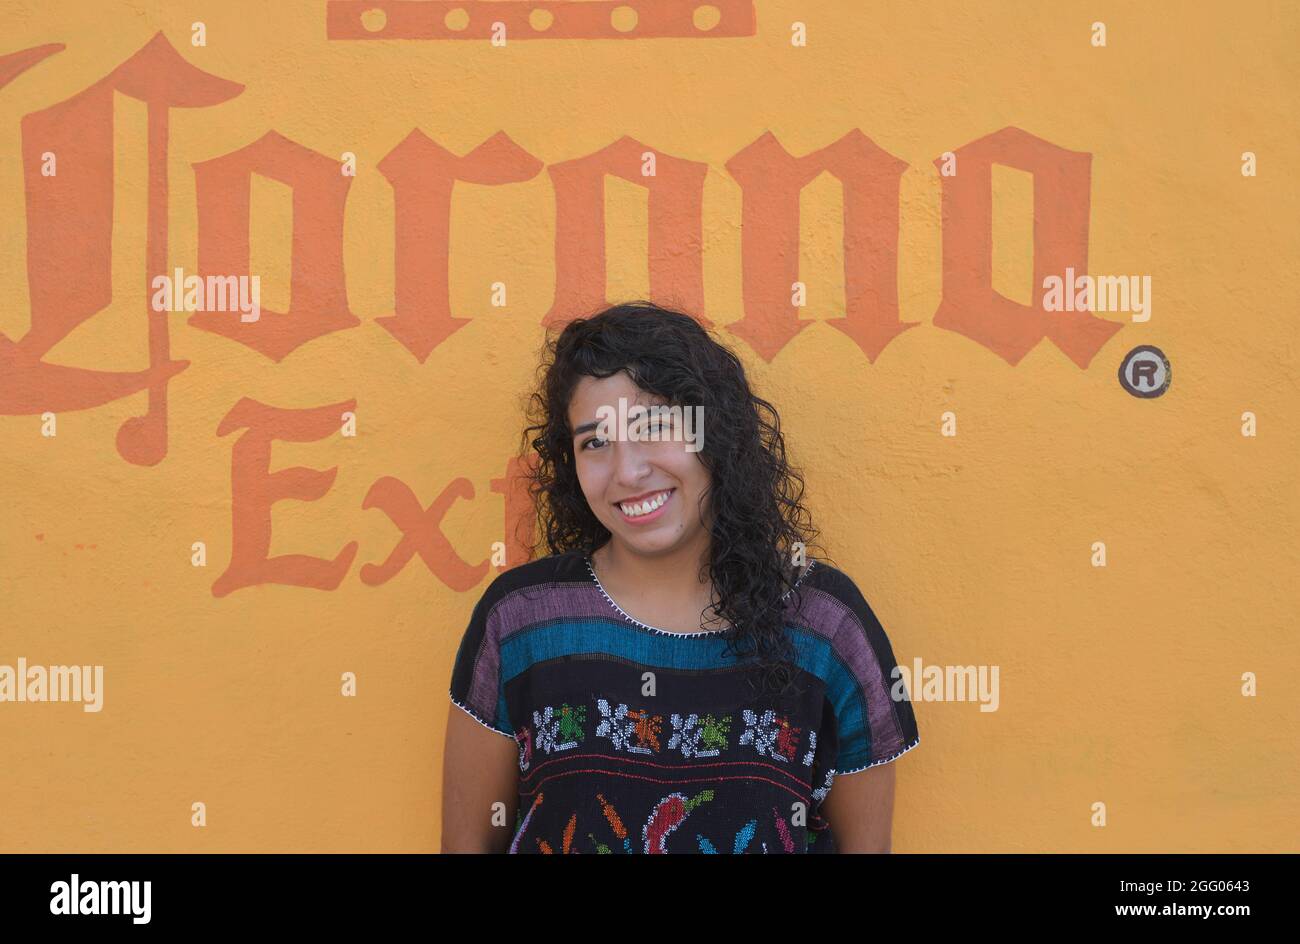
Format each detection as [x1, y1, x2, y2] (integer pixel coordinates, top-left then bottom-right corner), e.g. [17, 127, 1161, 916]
[1118, 345, 1171, 398]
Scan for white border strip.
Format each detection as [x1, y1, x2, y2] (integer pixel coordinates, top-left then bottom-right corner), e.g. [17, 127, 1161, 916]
[834, 734, 921, 776]
[585, 554, 818, 638]
[449, 693, 516, 739]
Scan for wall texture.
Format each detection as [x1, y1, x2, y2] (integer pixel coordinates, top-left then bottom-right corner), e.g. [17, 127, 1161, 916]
[0, 0, 1296, 852]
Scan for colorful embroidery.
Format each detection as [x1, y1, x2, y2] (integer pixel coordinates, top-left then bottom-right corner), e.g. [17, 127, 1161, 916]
[802, 729, 818, 766]
[533, 703, 586, 754]
[772, 806, 795, 853]
[510, 693, 837, 853]
[596, 792, 633, 854]
[562, 813, 579, 854]
[595, 699, 664, 754]
[694, 813, 793, 854]
[515, 726, 533, 772]
[732, 819, 758, 854]
[510, 792, 544, 855]
[511, 694, 830, 853]
[812, 767, 834, 803]
[668, 712, 732, 757]
[506, 774, 832, 858]
[739, 707, 802, 763]
[642, 789, 715, 853]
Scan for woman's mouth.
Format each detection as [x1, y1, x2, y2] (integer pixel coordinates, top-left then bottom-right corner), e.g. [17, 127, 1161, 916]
[614, 488, 675, 524]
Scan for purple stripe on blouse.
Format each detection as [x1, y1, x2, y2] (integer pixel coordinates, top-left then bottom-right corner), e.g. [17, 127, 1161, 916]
[465, 582, 620, 719]
[782, 586, 907, 762]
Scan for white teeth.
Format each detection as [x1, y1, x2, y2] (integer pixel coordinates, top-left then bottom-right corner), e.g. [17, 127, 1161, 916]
[619, 490, 671, 517]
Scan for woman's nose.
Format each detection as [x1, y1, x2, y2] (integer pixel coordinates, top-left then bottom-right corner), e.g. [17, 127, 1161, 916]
[613, 438, 653, 485]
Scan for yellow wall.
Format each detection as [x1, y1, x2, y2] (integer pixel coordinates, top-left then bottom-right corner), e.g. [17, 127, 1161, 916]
[0, 0, 1295, 852]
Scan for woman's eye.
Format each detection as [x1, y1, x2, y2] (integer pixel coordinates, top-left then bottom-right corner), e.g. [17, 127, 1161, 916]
[583, 437, 608, 451]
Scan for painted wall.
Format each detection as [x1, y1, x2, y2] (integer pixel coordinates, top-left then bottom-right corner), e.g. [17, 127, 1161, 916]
[0, 0, 1295, 852]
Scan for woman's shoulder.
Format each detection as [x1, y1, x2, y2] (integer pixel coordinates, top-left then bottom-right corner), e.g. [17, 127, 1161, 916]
[471, 548, 590, 615]
[789, 557, 893, 642]
[452, 550, 590, 677]
[794, 556, 859, 602]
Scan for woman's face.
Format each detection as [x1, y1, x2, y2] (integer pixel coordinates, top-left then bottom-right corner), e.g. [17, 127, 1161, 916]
[567, 371, 711, 559]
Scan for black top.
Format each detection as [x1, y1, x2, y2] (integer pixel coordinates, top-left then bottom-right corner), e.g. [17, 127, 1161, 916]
[449, 549, 920, 853]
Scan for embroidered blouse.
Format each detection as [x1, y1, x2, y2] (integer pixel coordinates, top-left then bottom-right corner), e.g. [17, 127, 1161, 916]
[447, 549, 920, 854]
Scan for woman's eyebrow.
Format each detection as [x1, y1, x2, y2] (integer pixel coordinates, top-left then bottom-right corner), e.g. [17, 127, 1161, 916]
[572, 404, 674, 437]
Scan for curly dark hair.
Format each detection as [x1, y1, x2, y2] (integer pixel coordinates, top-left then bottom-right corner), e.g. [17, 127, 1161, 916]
[516, 300, 829, 698]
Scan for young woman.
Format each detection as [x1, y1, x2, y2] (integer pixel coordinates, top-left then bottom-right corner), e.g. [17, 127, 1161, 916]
[442, 301, 920, 854]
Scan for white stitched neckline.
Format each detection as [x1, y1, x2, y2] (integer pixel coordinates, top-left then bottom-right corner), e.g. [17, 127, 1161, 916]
[583, 552, 817, 639]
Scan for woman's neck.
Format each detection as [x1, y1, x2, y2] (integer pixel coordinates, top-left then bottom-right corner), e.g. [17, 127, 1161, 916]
[596, 536, 709, 583]
[591, 535, 721, 632]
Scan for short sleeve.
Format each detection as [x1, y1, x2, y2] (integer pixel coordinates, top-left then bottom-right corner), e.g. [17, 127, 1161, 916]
[448, 589, 515, 739]
[823, 576, 920, 774]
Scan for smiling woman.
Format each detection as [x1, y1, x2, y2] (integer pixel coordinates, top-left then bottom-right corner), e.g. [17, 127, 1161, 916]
[441, 300, 920, 854]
